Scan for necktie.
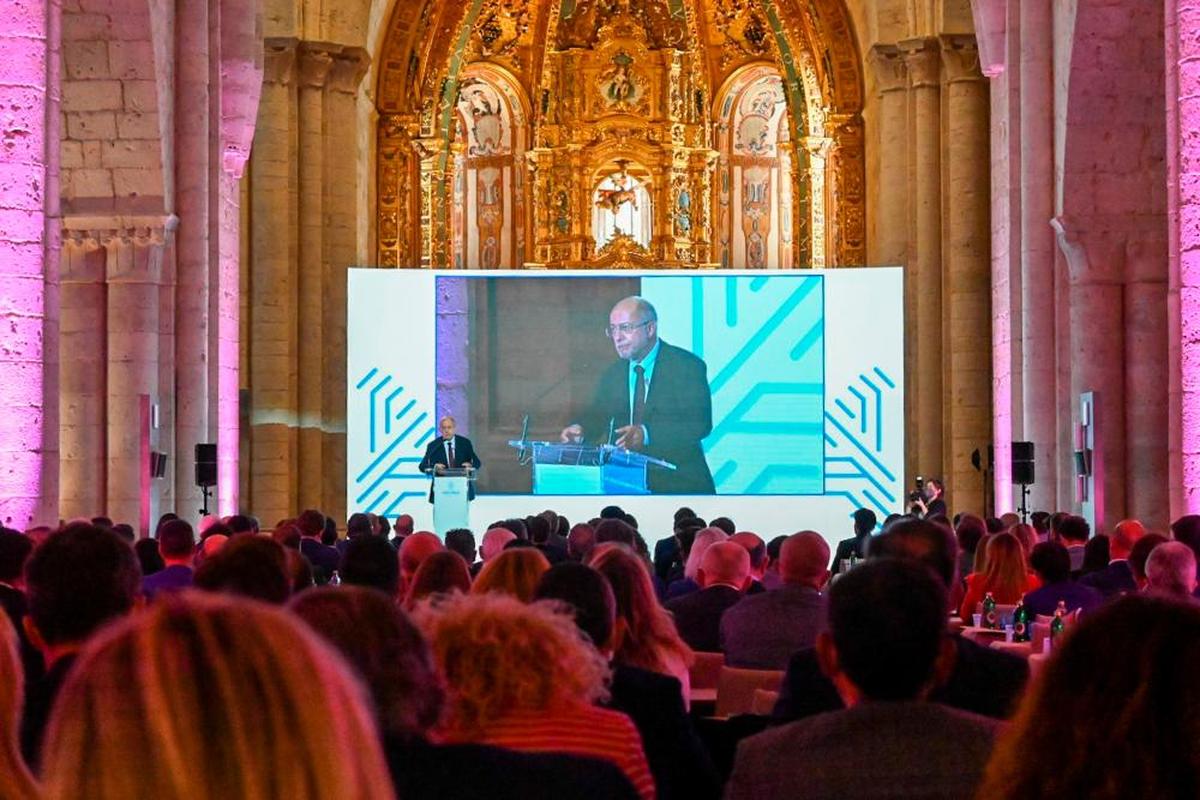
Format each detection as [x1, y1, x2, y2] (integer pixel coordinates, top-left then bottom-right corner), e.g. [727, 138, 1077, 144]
[632, 365, 646, 426]
[447, 440, 455, 467]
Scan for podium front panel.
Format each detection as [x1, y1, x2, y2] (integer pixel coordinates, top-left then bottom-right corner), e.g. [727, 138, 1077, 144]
[533, 464, 603, 495]
[432, 475, 470, 535]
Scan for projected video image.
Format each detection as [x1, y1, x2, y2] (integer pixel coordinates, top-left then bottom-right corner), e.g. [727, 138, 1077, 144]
[432, 274, 825, 496]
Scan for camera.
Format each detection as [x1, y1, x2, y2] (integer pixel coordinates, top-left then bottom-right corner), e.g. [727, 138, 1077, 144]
[907, 475, 924, 504]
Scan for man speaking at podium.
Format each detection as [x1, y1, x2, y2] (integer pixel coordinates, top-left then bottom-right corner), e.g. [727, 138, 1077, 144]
[419, 416, 481, 502]
[561, 296, 715, 494]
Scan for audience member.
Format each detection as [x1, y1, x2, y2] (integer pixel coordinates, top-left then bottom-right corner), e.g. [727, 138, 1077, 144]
[567, 523, 597, 563]
[472, 547, 550, 602]
[0, 614, 36, 800]
[399, 532, 445, 593]
[594, 518, 637, 548]
[296, 509, 340, 584]
[1129, 532, 1169, 589]
[21, 524, 141, 770]
[227, 514, 257, 537]
[1009, 523, 1037, 556]
[1080, 519, 1145, 598]
[667, 526, 727, 599]
[271, 520, 302, 550]
[729, 531, 769, 593]
[1079, 533, 1111, 577]
[141, 518, 195, 600]
[959, 532, 1039, 620]
[721, 532, 829, 669]
[40, 592, 393, 799]
[339, 535, 401, 596]
[977, 596, 1200, 799]
[480, 526, 517, 562]
[1058, 514, 1090, 572]
[953, 514, 987, 589]
[774, 519, 1029, 723]
[0, 530, 42, 686]
[709, 517, 736, 536]
[1022, 541, 1102, 617]
[1145, 541, 1198, 599]
[286, 548, 315, 594]
[831, 508, 876, 576]
[445, 528, 479, 572]
[193, 535, 290, 604]
[534, 563, 720, 800]
[416, 592, 655, 799]
[406, 551, 472, 609]
[730, 558, 999, 800]
[590, 543, 694, 704]
[133, 538, 165, 577]
[321, 515, 338, 547]
[665, 541, 750, 653]
[341, 512, 375, 557]
[495, 518, 529, 540]
[1170, 514, 1200, 561]
[761, 535, 788, 591]
[1030, 511, 1051, 542]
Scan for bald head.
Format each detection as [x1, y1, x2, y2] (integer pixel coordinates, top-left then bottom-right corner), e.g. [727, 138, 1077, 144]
[1109, 519, 1146, 559]
[480, 527, 517, 561]
[780, 532, 831, 588]
[608, 297, 658, 362]
[1146, 541, 1197, 597]
[399, 532, 444, 582]
[698, 541, 751, 590]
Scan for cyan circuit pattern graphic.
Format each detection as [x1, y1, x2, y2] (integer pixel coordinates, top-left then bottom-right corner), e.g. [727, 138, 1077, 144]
[823, 366, 901, 521]
[644, 275, 826, 494]
[351, 367, 437, 518]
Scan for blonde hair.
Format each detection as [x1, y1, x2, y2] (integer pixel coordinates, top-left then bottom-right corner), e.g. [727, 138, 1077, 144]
[471, 547, 550, 602]
[0, 614, 36, 800]
[589, 543, 694, 673]
[415, 591, 609, 737]
[980, 532, 1029, 602]
[41, 592, 393, 800]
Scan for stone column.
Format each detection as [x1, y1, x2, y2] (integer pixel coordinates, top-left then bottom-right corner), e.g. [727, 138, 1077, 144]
[1125, 236, 1169, 527]
[58, 236, 106, 519]
[1018, 0, 1057, 512]
[1053, 219, 1127, 531]
[1167, 0, 1200, 514]
[867, 45, 909, 267]
[174, 0, 211, 515]
[800, 136, 832, 268]
[940, 35, 993, 515]
[0, 0, 59, 527]
[899, 37, 943, 486]
[105, 220, 174, 530]
[248, 38, 299, 525]
[826, 114, 866, 267]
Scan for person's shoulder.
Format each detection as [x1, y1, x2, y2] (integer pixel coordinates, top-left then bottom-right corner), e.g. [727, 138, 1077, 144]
[658, 340, 706, 369]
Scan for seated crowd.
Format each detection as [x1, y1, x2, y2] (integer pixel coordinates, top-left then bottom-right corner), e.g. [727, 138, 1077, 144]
[0, 501, 1198, 799]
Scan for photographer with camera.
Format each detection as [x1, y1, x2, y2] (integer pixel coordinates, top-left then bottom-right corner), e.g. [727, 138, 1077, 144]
[909, 477, 946, 519]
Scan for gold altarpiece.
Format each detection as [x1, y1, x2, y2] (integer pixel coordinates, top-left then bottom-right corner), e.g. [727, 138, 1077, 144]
[375, 0, 866, 270]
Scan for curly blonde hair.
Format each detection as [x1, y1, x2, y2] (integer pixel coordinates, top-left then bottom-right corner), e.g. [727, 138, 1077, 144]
[415, 592, 610, 737]
[470, 547, 550, 602]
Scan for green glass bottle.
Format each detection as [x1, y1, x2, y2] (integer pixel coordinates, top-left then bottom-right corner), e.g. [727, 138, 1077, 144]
[982, 592, 998, 629]
[1012, 600, 1030, 642]
[1050, 600, 1067, 641]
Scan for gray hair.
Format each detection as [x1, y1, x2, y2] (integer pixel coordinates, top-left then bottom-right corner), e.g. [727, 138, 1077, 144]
[615, 296, 657, 322]
[1146, 541, 1197, 597]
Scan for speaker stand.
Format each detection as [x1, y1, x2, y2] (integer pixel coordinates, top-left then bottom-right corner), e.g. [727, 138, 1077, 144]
[199, 485, 212, 517]
[1017, 482, 1030, 524]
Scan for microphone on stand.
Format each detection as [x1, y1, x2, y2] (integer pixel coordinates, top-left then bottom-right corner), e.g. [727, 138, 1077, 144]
[606, 417, 616, 447]
[517, 413, 530, 464]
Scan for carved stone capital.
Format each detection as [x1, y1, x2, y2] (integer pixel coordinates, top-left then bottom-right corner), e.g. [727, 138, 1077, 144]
[940, 35, 983, 84]
[263, 37, 298, 85]
[297, 42, 370, 92]
[898, 37, 941, 89]
[868, 44, 908, 95]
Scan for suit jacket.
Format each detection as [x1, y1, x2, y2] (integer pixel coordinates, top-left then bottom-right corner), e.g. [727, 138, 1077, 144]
[576, 340, 714, 494]
[727, 702, 1002, 800]
[299, 537, 341, 585]
[419, 435, 482, 501]
[141, 564, 194, 599]
[607, 664, 720, 800]
[719, 584, 827, 670]
[830, 536, 868, 575]
[665, 584, 743, 653]
[384, 737, 639, 800]
[1079, 560, 1137, 599]
[772, 633, 1029, 724]
[1022, 580, 1104, 617]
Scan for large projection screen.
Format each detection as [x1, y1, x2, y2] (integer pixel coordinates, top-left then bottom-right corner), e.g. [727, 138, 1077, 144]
[348, 268, 904, 547]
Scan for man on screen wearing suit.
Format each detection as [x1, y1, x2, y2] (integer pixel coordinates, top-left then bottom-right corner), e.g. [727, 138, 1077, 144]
[419, 416, 482, 502]
[561, 296, 715, 495]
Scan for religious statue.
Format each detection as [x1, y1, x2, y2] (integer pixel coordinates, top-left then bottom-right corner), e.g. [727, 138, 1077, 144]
[596, 162, 639, 213]
[599, 52, 639, 109]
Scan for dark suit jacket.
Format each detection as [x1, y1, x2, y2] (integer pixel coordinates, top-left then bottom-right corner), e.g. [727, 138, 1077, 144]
[665, 584, 743, 652]
[141, 564, 194, 599]
[728, 701, 1001, 800]
[299, 537, 341, 585]
[576, 340, 714, 494]
[830, 536, 868, 575]
[719, 584, 827, 670]
[1022, 580, 1104, 617]
[384, 737, 639, 800]
[1078, 560, 1137, 599]
[772, 634, 1029, 723]
[607, 664, 720, 800]
[419, 435, 482, 501]
[21, 652, 77, 773]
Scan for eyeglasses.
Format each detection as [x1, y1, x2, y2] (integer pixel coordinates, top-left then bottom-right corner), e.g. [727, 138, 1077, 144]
[604, 320, 651, 338]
